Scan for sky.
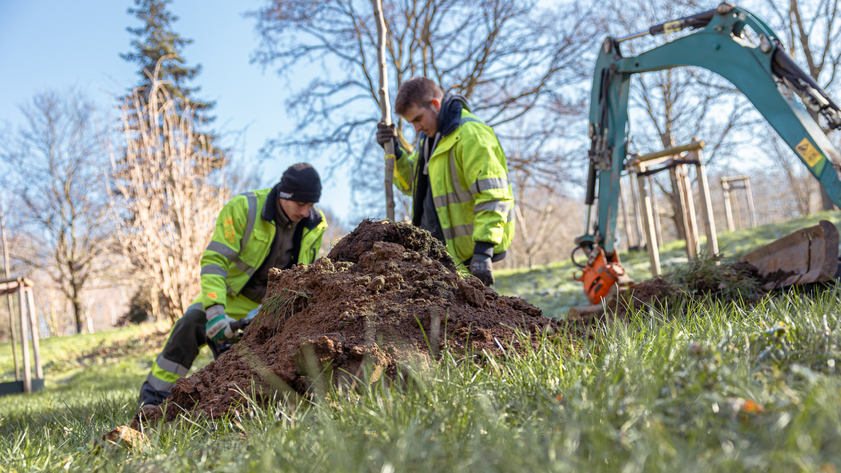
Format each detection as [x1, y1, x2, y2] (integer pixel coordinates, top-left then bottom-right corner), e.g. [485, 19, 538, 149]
[0, 0, 353, 217]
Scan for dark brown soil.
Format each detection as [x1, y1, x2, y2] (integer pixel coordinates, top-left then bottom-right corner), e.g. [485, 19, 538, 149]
[139, 220, 564, 424]
[615, 277, 681, 319]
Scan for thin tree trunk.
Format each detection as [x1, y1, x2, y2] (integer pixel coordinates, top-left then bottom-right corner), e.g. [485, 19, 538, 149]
[372, 0, 396, 221]
[71, 290, 83, 334]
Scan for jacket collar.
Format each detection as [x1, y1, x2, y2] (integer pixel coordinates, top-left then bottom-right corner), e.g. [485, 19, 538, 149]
[261, 183, 323, 230]
[417, 93, 472, 145]
[437, 93, 470, 137]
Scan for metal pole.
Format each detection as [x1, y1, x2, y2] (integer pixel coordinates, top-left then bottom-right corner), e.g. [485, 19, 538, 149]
[0, 202, 20, 381]
[18, 280, 31, 393]
[25, 286, 42, 379]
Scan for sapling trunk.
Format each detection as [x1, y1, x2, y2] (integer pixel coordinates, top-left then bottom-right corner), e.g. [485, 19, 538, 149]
[372, 0, 395, 221]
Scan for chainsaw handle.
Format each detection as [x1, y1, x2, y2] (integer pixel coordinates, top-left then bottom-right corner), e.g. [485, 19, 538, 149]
[571, 246, 587, 269]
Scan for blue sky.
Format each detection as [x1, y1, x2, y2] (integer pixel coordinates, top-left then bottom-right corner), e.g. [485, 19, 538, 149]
[0, 0, 353, 217]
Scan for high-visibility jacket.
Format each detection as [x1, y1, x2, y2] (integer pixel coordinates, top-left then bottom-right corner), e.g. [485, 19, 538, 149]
[393, 109, 515, 264]
[192, 187, 328, 318]
[146, 187, 327, 396]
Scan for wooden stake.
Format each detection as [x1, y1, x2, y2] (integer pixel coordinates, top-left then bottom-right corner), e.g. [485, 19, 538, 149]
[721, 179, 735, 232]
[648, 175, 663, 248]
[693, 146, 719, 256]
[629, 176, 644, 248]
[25, 287, 43, 379]
[744, 178, 757, 227]
[0, 204, 20, 381]
[636, 171, 661, 277]
[678, 164, 700, 258]
[372, 0, 396, 221]
[619, 180, 632, 249]
[18, 280, 31, 393]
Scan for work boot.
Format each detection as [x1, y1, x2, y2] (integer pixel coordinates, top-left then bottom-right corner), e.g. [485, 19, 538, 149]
[138, 380, 170, 408]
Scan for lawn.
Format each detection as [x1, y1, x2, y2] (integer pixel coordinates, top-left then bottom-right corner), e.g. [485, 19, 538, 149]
[1, 213, 841, 472]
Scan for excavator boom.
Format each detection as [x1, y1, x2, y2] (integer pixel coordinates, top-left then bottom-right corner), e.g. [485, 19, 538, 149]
[577, 2, 841, 304]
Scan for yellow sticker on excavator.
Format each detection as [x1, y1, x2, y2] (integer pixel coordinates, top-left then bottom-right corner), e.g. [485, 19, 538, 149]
[795, 138, 823, 167]
[663, 20, 682, 34]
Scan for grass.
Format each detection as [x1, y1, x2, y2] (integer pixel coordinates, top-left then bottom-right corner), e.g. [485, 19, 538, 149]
[2, 213, 841, 471]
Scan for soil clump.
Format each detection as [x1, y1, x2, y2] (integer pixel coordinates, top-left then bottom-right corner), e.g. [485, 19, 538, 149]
[614, 259, 765, 319]
[139, 220, 564, 424]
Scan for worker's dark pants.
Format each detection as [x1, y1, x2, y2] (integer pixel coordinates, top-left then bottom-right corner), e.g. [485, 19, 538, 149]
[138, 306, 221, 407]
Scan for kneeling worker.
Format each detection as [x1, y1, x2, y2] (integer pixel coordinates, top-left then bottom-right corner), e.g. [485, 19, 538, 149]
[376, 77, 515, 285]
[139, 163, 328, 407]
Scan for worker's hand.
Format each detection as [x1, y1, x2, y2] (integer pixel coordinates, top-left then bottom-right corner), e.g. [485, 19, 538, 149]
[469, 253, 494, 286]
[376, 122, 398, 149]
[205, 305, 235, 342]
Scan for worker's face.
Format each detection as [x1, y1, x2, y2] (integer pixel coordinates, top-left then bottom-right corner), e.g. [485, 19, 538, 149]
[399, 98, 441, 137]
[279, 198, 315, 222]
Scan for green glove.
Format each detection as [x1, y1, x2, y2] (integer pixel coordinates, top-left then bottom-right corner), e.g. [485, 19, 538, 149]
[205, 305, 235, 342]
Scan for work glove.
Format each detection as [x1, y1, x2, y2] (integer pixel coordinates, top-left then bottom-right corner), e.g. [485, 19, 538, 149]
[469, 253, 494, 286]
[205, 305, 235, 343]
[376, 122, 398, 149]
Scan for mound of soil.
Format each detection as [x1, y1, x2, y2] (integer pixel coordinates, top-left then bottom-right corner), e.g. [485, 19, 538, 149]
[142, 220, 562, 423]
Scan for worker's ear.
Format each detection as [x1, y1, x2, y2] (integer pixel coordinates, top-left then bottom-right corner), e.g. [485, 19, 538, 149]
[429, 98, 441, 113]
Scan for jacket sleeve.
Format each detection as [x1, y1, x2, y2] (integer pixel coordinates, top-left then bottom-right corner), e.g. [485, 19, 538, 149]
[459, 125, 514, 248]
[198, 197, 247, 310]
[303, 209, 329, 263]
[308, 229, 326, 263]
[392, 147, 416, 196]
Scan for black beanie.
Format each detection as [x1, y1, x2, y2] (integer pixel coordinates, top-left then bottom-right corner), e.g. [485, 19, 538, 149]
[277, 163, 322, 203]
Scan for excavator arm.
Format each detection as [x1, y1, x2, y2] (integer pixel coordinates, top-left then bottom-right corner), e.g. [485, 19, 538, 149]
[575, 2, 841, 304]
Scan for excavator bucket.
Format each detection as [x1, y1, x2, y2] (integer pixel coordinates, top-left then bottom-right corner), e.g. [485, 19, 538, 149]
[739, 220, 840, 290]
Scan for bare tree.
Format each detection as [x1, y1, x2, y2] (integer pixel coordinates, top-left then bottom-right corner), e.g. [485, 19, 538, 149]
[109, 71, 230, 322]
[249, 0, 596, 217]
[752, 0, 841, 210]
[0, 90, 112, 334]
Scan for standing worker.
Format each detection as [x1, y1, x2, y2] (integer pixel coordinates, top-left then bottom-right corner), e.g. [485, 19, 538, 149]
[138, 163, 328, 407]
[376, 78, 515, 285]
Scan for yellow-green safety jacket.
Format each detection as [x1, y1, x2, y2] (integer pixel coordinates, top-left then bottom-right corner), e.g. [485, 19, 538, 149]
[191, 187, 328, 318]
[393, 108, 515, 264]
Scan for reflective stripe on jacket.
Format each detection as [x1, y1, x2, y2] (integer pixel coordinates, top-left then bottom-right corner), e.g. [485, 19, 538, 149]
[393, 109, 515, 264]
[194, 187, 327, 315]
